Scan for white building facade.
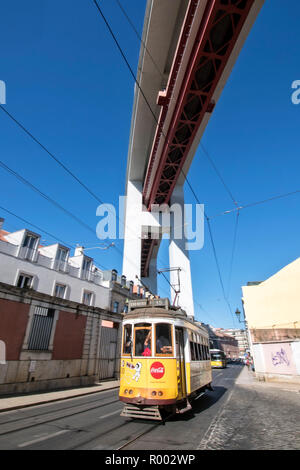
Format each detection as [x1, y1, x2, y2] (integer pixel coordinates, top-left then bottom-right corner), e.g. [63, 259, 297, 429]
[0, 218, 135, 314]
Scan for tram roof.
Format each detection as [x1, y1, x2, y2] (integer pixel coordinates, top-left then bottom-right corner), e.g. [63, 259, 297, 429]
[123, 307, 208, 335]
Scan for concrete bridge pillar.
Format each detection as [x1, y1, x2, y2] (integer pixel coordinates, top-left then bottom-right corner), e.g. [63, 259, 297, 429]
[169, 185, 194, 317]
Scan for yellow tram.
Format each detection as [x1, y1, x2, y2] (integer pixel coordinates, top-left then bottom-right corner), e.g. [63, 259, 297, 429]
[210, 349, 227, 368]
[119, 298, 212, 420]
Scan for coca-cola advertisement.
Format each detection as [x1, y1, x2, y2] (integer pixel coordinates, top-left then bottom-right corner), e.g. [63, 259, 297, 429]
[150, 362, 165, 379]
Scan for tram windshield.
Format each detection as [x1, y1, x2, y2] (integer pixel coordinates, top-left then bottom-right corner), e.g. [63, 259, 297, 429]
[211, 351, 225, 361]
[155, 324, 173, 355]
[134, 323, 152, 357]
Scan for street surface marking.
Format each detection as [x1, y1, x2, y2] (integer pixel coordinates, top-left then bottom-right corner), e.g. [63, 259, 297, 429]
[18, 429, 69, 448]
[98, 409, 121, 420]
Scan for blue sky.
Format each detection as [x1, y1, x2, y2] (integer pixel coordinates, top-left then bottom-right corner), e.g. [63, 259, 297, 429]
[0, 0, 299, 328]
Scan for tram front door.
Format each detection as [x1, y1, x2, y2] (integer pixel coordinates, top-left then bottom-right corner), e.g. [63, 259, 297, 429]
[175, 327, 187, 400]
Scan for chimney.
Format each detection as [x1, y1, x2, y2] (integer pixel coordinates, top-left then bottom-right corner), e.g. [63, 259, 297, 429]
[74, 246, 84, 257]
[0, 218, 4, 231]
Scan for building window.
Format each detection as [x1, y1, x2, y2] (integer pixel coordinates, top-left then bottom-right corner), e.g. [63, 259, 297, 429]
[82, 258, 93, 281]
[28, 306, 55, 350]
[23, 234, 37, 249]
[20, 234, 38, 260]
[55, 248, 68, 271]
[82, 291, 93, 306]
[113, 301, 119, 313]
[17, 274, 33, 289]
[54, 283, 66, 299]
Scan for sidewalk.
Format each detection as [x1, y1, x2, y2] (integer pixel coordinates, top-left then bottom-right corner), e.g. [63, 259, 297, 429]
[0, 379, 120, 413]
[236, 365, 300, 392]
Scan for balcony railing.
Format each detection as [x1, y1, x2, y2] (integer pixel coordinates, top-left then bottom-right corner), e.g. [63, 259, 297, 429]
[53, 259, 69, 273]
[82, 269, 103, 283]
[19, 246, 37, 262]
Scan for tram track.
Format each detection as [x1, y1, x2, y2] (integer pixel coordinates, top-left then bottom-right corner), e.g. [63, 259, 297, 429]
[0, 389, 116, 426]
[115, 411, 176, 450]
[0, 396, 121, 436]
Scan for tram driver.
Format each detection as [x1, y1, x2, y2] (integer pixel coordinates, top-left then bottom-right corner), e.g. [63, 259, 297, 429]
[154, 324, 173, 354]
[156, 334, 172, 354]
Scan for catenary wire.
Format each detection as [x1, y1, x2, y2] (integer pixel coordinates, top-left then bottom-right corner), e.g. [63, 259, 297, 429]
[209, 189, 300, 219]
[0, 205, 110, 271]
[227, 209, 240, 299]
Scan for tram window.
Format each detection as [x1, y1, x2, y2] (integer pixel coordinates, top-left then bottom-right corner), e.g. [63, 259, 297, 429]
[188, 331, 195, 361]
[197, 343, 202, 361]
[192, 335, 197, 360]
[134, 324, 152, 357]
[191, 343, 197, 361]
[155, 324, 173, 355]
[196, 342, 200, 361]
[199, 343, 203, 361]
[193, 334, 198, 361]
[201, 344, 205, 360]
[201, 343, 205, 361]
[123, 324, 132, 355]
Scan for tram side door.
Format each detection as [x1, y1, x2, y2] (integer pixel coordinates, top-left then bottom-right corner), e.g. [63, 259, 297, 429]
[175, 327, 187, 400]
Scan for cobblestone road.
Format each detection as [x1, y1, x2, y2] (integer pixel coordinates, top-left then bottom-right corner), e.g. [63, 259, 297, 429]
[198, 369, 300, 450]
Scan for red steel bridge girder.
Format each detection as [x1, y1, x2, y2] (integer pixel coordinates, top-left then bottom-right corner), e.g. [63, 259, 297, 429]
[143, 0, 255, 210]
[141, 0, 255, 278]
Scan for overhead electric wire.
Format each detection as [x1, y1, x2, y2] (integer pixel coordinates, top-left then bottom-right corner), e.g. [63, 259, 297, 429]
[209, 188, 300, 219]
[92, 0, 159, 128]
[226, 209, 240, 298]
[200, 143, 239, 208]
[0, 205, 111, 271]
[0, 205, 73, 249]
[0, 105, 155, 280]
[114, 0, 165, 79]
[0, 104, 105, 207]
[0, 159, 97, 236]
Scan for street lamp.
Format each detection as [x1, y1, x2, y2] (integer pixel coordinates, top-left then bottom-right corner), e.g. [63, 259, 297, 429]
[235, 308, 242, 323]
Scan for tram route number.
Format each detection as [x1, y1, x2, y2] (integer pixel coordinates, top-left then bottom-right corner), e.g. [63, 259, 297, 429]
[105, 454, 196, 467]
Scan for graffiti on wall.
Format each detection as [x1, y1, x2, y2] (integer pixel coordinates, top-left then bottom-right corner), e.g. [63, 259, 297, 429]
[263, 342, 296, 375]
[271, 348, 290, 367]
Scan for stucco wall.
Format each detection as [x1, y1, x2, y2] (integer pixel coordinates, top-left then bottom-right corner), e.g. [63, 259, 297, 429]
[253, 341, 300, 384]
[242, 258, 300, 330]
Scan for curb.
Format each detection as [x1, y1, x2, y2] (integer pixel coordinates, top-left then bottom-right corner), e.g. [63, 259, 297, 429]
[0, 384, 120, 413]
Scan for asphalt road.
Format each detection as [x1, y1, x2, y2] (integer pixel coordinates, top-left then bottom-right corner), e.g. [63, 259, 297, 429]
[0, 364, 243, 450]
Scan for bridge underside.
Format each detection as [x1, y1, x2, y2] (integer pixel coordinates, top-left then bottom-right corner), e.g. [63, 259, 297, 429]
[124, 0, 264, 306]
[141, 0, 257, 277]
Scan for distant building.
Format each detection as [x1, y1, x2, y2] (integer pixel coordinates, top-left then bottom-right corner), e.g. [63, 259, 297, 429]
[219, 328, 249, 358]
[0, 218, 143, 395]
[242, 258, 300, 384]
[201, 324, 239, 359]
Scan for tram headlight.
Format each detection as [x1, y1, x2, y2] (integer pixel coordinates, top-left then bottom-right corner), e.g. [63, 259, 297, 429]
[129, 389, 133, 395]
[124, 389, 128, 394]
[151, 391, 157, 396]
[158, 391, 163, 396]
